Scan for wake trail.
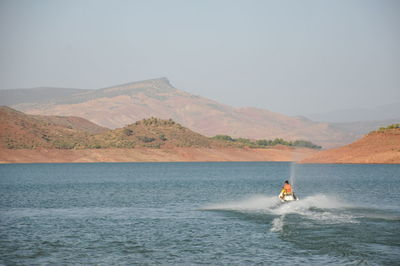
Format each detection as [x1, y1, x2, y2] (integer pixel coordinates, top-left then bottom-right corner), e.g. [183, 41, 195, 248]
[201, 195, 280, 212]
[270, 214, 286, 232]
[201, 194, 399, 229]
[201, 194, 368, 232]
[202, 194, 351, 212]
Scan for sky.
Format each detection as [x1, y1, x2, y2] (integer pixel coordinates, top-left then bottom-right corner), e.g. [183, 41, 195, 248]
[0, 0, 399, 116]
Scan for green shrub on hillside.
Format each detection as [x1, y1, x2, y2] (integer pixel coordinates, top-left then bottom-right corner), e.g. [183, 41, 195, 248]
[236, 138, 253, 145]
[52, 140, 76, 149]
[292, 140, 322, 149]
[123, 128, 133, 136]
[138, 136, 156, 143]
[378, 124, 400, 131]
[212, 135, 321, 149]
[139, 117, 177, 127]
[255, 139, 273, 146]
[212, 135, 236, 142]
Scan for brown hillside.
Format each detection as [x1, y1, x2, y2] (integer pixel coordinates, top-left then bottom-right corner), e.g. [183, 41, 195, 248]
[301, 127, 400, 164]
[12, 78, 353, 148]
[33, 115, 108, 134]
[0, 106, 95, 149]
[87, 117, 229, 149]
[0, 107, 320, 163]
[0, 107, 226, 149]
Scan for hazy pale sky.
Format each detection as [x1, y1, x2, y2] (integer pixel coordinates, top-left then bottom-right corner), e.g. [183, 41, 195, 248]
[0, 0, 399, 116]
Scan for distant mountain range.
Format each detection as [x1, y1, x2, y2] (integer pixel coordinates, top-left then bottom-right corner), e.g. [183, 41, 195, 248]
[0, 87, 91, 106]
[307, 102, 400, 123]
[1, 78, 397, 148]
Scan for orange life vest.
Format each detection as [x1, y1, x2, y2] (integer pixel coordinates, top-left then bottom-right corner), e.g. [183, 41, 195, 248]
[284, 183, 292, 194]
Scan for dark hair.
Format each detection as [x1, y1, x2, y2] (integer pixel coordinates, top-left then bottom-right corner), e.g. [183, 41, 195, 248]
[284, 180, 289, 184]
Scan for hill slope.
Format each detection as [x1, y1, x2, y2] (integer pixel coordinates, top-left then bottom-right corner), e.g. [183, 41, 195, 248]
[86, 117, 228, 149]
[0, 106, 107, 149]
[0, 107, 319, 163]
[0, 107, 226, 149]
[301, 126, 400, 164]
[8, 78, 353, 148]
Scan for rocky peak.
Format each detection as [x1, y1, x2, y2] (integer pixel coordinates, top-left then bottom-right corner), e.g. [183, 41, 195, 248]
[100, 77, 176, 94]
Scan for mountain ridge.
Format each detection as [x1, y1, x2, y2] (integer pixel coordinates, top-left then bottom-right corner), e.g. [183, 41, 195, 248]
[307, 102, 400, 123]
[1, 77, 378, 148]
[0, 87, 90, 106]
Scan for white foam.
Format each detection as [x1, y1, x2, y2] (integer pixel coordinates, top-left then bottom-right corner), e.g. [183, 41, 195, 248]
[271, 194, 351, 215]
[202, 194, 359, 227]
[270, 215, 285, 232]
[202, 195, 280, 211]
[270, 194, 358, 224]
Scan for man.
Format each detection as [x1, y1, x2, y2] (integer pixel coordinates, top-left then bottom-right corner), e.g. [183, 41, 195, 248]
[279, 180, 297, 200]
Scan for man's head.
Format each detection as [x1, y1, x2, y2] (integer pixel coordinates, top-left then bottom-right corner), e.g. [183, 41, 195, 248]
[284, 180, 289, 184]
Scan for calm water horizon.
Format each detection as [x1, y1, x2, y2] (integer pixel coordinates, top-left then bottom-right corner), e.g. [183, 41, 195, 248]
[1, 162, 399, 265]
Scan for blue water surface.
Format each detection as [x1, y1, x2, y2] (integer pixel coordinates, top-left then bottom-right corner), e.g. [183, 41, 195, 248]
[0, 162, 399, 265]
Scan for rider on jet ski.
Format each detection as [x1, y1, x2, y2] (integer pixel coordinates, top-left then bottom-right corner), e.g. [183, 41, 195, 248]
[279, 180, 297, 201]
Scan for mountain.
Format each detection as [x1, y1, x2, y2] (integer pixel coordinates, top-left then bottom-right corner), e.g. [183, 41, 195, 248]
[301, 125, 400, 164]
[4, 78, 355, 148]
[0, 107, 319, 163]
[0, 106, 226, 149]
[0, 87, 90, 106]
[307, 102, 400, 123]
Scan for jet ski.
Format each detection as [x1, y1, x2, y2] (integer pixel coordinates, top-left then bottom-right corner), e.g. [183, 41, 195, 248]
[278, 191, 299, 203]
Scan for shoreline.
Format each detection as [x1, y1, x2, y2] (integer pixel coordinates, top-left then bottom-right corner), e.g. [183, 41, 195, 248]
[0, 147, 317, 164]
[2, 147, 398, 165]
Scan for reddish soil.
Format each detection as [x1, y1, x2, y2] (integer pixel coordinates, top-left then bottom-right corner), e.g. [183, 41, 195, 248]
[0, 146, 317, 164]
[301, 129, 400, 164]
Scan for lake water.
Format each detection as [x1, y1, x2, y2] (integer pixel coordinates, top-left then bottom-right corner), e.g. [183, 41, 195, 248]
[0, 162, 399, 265]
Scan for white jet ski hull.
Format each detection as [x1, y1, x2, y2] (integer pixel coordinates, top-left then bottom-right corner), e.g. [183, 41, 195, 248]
[278, 192, 298, 203]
